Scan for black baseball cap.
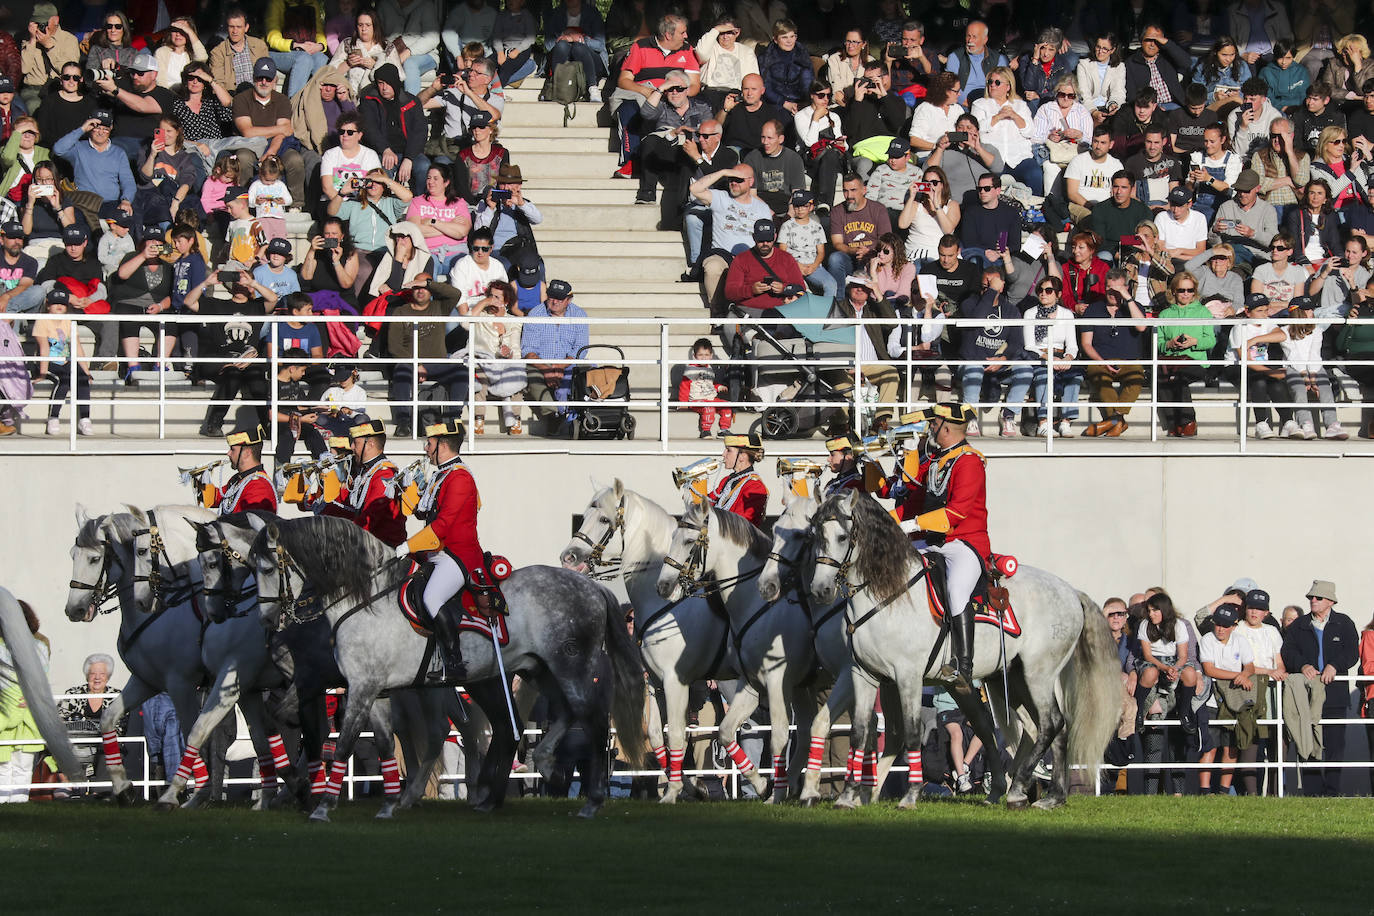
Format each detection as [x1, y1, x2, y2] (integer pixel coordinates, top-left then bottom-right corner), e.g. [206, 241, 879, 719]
[0, 220, 24, 238]
[92, 109, 114, 127]
[266, 237, 292, 258]
[1244, 292, 1270, 311]
[46, 285, 69, 305]
[62, 224, 89, 245]
[753, 218, 776, 242]
[547, 279, 572, 299]
[1244, 588, 1270, 611]
[1212, 604, 1241, 627]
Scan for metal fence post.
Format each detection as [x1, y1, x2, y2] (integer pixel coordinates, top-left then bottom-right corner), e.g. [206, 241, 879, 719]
[1238, 319, 1248, 454]
[69, 317, 79, 452]
[466, 320, 476, 448]
[157, 316, 166, 440]
[269, 321, 278, 452]
[659, 321, 670, 452]
[411, 324, 420, 442]
[1150, 329, 1159, 443]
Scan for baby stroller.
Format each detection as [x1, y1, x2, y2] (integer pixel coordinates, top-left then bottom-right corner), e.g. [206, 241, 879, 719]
[567, 344, 635, 439]
[718, 296, 853, 439]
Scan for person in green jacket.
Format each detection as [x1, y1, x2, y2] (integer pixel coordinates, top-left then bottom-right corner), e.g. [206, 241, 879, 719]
[0, 116, 51, 203]
[0, 633, 48, 803]
[1337, 298, 1374, 437]
[1156, 270, 1216, 437]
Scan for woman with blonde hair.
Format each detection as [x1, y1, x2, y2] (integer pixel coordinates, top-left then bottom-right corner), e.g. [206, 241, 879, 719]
[1319, 34, 1374, 100]
[972, 65, 1037, 189]
[1155, 271, 1215, 437]
[1309, 126, 1367, 210]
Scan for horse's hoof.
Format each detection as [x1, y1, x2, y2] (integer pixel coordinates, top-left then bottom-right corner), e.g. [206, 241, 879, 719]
[1006, 793, 1029, 810]
[154, 800, 176, 813]
[799, 795, 819, 808]
[897, 786, 923, 809]
[471, 798, 496, 814]
[376, 803, 396, 820]
[833, 786, 861, 809]
[1032, 796, 1065, 810]
[269, 788, 295, 810]
[576, 801, 602, 819]
[114, 787, 138, 807]
[658, 785, 681, 804]
[308, 807, 331, 823]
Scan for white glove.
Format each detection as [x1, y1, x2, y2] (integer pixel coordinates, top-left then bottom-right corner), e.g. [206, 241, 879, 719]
[394, 543, 411, 559]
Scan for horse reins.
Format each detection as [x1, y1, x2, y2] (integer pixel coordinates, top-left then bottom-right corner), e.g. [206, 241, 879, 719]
[570, 496, 625, 581]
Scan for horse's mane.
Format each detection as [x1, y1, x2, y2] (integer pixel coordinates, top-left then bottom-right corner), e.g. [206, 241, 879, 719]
[76, 511, 145, 549]
[264, 516, 397, 601]
[814, 491, 916, 604]
[694, 500, 771, 559]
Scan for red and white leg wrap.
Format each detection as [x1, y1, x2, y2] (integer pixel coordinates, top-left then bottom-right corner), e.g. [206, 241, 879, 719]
[322, 760, 347, 799]
[191, 753, 209, 789]
[101, 731, 123, 770]
[906, 749, 923, 785]
[845, 748, 860, 784]
[309, 760, 325, 794]
[257, 755, 278, 793]
[861, 751, 878, 788]
[806, 736, 826, 773]
[379, 755, 401, 798]
[724, 740, 756, 775]
[173, 745, 200, 784]
[268, 733, 291, 775]
[652, 745, 668, 771]
[321, 739, 336, 762]
[772, 754, 787, 784]
[667, 748, 685, 784]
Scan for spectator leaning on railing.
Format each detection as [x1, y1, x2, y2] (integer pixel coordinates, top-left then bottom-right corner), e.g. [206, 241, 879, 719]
[1280, 579, 1358, 797]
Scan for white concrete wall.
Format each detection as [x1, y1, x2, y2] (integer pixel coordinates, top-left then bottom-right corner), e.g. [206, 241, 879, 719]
[4, 451, 1370, 686]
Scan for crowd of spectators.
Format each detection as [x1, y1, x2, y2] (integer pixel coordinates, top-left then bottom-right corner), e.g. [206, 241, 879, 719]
[606, 5, 1374, 438]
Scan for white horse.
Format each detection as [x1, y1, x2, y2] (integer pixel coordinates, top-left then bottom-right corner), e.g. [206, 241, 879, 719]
[561, 481, 763, 802]
[655, 498, 822, 802]
[808, 490, 1121, 808]
[757, 492, 903, 806]
[66, 504, 300, 808]
[0, 588, 82, 784]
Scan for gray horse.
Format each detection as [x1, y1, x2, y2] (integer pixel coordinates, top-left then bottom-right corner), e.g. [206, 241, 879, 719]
[808, 490, 1121, 809]
[246, 515, 646, 819]
[192, 513, 486, 818]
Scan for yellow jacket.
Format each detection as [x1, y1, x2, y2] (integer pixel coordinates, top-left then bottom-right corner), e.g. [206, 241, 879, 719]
[265, 0, 328, 54]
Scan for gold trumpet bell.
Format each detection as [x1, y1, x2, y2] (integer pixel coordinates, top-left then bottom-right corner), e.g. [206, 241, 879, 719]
[400, 481, 421, 517]
[320, 469, 343, 504]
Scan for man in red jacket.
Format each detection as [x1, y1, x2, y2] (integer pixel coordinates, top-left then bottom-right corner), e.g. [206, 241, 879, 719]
[396, 418, 484, 676]
[214, 423, 278, 514]
[896, 403, 990, 692]
[709, 432, 768, 526]
[723, 219, 807, 314]
[324, 418, 406, 547]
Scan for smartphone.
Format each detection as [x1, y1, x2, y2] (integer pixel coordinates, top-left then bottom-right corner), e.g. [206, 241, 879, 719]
[947, 130, 968, 144]
[217, 270, 242, 284]
[31, 184, 53, 198]
[323, 238, 339, 249]
[910, 180, 935, 195]
[1119, 234, 1144, 248]
[154, 127, 165, 146]
[996, 230, 1008, 251]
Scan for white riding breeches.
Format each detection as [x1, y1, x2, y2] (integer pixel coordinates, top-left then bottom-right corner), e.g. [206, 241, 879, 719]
[928, 539, 981, 617]
[423, 551, 468, 618]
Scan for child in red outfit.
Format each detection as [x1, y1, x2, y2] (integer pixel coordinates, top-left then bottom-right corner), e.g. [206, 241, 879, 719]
[678, 338, 732, 438]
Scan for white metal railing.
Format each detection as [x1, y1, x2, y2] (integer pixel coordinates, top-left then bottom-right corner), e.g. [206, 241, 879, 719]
[1, 676, 1370, 800]
[3, 312, 1373, 456]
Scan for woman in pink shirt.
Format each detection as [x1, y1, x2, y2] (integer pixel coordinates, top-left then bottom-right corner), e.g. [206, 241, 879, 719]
[406, 163, 472, 266]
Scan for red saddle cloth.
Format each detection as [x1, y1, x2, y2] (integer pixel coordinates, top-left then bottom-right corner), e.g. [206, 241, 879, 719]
[397, 554, 514, 645]
[919, 551, 1022, 637]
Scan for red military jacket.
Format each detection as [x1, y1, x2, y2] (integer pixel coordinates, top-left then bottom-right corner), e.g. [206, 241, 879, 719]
[327, 455, 407, 547]
[215, 467, 277, 515]
[894, 443, 991, 560]
[411, 457, 485, 570]
[709, 468, 768, 527]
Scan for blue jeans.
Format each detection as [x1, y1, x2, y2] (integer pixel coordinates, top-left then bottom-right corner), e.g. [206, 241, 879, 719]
[960, 362, 1032, 419]
[1031, 365, 1083, 420]
[804, 265, 838, 300]
[270, 49, 330, 99]
[824, 250, 854, 291]
[389, 362, 470, 429]
[682, 206, 709, 265]
[403, 53, 437, 95]
[386, 152, 431, 195]
[1005, 157, 1043, 195]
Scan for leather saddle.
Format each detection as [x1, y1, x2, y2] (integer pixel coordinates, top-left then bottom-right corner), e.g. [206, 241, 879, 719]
[398, 551, 514, 635]
[917, 550, 1019, 636]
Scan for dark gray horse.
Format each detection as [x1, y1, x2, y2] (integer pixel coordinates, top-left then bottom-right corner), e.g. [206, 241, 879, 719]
[246, 515, 647, 819]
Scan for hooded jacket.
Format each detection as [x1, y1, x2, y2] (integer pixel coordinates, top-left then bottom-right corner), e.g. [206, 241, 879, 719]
[359, 63, 427, 160]
[292, 64, 356, 153]
[366, 219, 434, 299]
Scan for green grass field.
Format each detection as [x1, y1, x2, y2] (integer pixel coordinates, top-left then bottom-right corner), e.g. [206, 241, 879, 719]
[1, 796, 1368, 914]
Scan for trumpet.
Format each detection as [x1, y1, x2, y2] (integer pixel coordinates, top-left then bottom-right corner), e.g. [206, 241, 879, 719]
[776, 457, 824, 477]
[854, 434, 890, 458]
[887, 421, 927, 448]
[388, 458, 429, 516]
[177, 458, 227, 485]
[671, 458, 719, 489]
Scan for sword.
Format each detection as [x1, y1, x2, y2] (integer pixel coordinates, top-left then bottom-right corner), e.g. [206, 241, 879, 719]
[490, 626, 520, 743]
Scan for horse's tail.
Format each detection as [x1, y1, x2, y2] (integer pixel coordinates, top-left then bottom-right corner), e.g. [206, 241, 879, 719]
[602, 589, 650, 766]
[0, 588, 83, 781]
[1063, 590, 1121, 779]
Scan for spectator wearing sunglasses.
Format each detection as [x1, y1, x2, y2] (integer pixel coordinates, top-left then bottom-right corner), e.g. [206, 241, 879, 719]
[321, 111, 381, 202]
[36, 63, 95, 146]
[84, 11, 138, 75]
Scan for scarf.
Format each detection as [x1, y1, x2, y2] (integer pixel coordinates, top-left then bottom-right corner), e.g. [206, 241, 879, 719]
[1034, 303, 1056, 345]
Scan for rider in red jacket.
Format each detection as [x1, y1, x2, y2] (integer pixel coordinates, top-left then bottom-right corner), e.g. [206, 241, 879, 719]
[214, 424, 278, 515]
[710, 432, 769, 526]
[396, 419, 485, 676]
[323, 419, 406, 547]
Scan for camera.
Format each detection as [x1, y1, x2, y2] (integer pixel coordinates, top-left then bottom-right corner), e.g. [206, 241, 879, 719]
[1336, 257, 1350, 268]
[856, 78, 876, 89]
[947, 130, 968, 144]
[727, 90, 741, 101]
[490, 187, 513, 202]
[323, 238, 339, 249]
[911, 180, 935, 196]
[217, 270, 242, 284]
[87, 67, 116, 82]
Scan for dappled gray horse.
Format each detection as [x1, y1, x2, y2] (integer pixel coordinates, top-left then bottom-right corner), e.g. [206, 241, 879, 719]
[808, 490, 1120, 809]
[248, 515, 646, 819]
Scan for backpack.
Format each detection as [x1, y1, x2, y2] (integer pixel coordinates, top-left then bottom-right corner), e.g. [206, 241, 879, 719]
[542, 59, 587, 127]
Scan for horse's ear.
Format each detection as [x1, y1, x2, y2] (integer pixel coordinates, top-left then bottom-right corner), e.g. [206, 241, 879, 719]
[97, 515, 120, 544]
[124, 504, 147, 522]
[267, 522, 280, 543]
[75, 503, 89, 526]
[613, 478, 623, 500]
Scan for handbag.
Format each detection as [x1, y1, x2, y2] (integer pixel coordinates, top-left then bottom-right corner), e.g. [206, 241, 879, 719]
[1047, 139, 1077, 165]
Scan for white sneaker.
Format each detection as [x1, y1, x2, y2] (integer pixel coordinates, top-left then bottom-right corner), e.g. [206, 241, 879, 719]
[589, 86, 602, 103]
[1035, 418, 1050, 437]
[1000, 417, 1019, 437]
[956, 769, 973, 794]
[1056, 419, 1073, 438]
[45, 418, 59, 435]
[1326, 422, 1350, 441]
[966, 421, 980, 437]
[1279, 419, 1299, 439]
[1299, 420, 1318, 440]
[1255, 421, 1276, 439]
[77, 418, 92, 436]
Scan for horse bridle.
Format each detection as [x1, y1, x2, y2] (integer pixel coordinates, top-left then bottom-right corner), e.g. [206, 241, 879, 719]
[812, 509, 859, 591]
[256, 542, 310, 631]
[660, 516, 712, 595]
[70, 515, 175, 615]
[68, 541, 118, 613]
[570, 496, 625, 579]
[197, 526, 254, 613]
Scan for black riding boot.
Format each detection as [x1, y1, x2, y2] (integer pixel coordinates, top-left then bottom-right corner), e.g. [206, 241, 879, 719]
[429, 603, 467, 682]
[946, 608, 976, 693]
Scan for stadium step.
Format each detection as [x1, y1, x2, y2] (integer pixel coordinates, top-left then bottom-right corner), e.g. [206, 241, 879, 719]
[537, 203, 662, 231]
[508, 151, 627, 179]
[499, 101, 605, 129]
